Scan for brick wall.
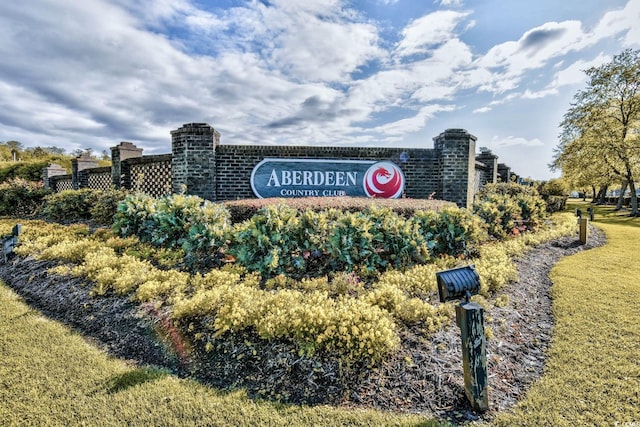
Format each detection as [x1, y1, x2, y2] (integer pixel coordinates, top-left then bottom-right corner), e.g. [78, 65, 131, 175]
[43, 124, 509, 208]
[215, 145, 440, 201]
[111, 141, 143, 188]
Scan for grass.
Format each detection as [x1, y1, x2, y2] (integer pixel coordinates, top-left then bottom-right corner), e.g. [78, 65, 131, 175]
[493, 200, 640, 426]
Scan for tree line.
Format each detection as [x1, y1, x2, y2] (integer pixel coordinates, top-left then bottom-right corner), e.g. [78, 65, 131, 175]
[552, 49, 640, 216]
[0, 142, 111, 183]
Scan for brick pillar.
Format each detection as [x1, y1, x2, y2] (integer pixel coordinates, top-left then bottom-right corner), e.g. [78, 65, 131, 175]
[476, 148, 498, 185]
[111, 142, 143, 188]
[171, 123, 219, 201]
[72, 156, 99, 190]
[497, 163, 511, 183]
[434, 129, 477, 209]
[42, 163, 68, 189]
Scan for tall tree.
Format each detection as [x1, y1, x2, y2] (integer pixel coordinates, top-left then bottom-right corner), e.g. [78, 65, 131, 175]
[2, 140, 23, 161]
[555, 49, 640, 215]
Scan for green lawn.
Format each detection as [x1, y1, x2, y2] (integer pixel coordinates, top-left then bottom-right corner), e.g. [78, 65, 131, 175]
[493, 201, 640, 426]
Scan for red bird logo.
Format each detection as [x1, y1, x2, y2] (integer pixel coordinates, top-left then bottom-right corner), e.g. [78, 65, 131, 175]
[363, 162, 404, 198]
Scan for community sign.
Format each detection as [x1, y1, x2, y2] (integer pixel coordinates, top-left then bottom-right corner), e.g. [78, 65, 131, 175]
[250, 158, 405, 199]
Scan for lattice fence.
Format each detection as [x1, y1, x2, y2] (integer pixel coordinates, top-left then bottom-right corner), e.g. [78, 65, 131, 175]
[130, 160, 172, 198]
[473, 169, 483, 197]
[88, 172, 112, 190]
[55, 178, 73, 192]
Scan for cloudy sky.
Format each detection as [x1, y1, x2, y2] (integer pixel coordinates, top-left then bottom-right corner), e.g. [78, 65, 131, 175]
[1, 0, 639, 180]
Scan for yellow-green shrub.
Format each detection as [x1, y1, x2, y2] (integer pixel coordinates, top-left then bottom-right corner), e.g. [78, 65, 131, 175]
[173, 286, 400, 362]
[375, 257, 456, 298]
[474, 243, 518, 295]
[40, 239, 104, 264]
[395, 298, 454, 332]
[365, 283, 406, 312]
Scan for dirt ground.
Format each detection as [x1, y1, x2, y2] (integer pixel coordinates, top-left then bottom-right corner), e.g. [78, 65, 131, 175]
[0, 225, 605, 423]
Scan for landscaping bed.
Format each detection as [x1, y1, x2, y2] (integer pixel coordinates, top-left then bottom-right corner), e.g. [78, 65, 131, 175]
[0, 225, 605, 423]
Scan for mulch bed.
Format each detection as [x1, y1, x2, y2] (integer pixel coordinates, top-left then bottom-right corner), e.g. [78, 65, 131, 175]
[0, 225, 605, 423]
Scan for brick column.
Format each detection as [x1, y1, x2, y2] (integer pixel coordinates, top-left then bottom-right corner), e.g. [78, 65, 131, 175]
[476, 148, 498, 186]
[42, 163, 68, 189]
[497, 163, 512, 183]
[111, 142, 143, 188]
[72, 156, 99, 190]
[434, 129, 477, 209]
[171, 123, 219, 201]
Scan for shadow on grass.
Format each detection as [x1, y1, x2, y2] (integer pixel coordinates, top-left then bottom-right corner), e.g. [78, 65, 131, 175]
[107, 367, 171, 394]
[564, 199, 640, 229]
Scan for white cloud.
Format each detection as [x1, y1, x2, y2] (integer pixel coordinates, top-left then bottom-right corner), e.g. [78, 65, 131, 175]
[396, 10, 470, 58]
[438, 0, 463, 6]
[591, 0, 640, 47]
[472, 2, 638, 96]
[372, 105, 456, 136]
[492, 136, 544, 147]
[550, 53, 611, 88]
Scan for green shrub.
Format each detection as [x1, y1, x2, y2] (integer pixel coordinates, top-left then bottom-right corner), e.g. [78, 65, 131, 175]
[89, 189, 130, 225]
[412, 206, 487, 258]
[42, 189, 104, 222]
[542, 195, 568, 213]
[474, 183, 547, 239]
[473, 194, 520, 239]
[228, 205, 433, 280]
[0, 178, 51, 216]
[112, 193, 157, 238]
[0, 160, 56, 183]
[113, 193, 231, 270]
[223, 197, 455, 223]
[325, 210, 393, 278]
[227, 204, 311, 278]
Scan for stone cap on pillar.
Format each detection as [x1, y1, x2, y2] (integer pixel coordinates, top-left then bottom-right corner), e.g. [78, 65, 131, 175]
[171, 123, 221, 146]
[434, 128, 478, 142]
[44, 163, 68, 175]
[111, 141, 143, 160]
[73, 155, 99, 171]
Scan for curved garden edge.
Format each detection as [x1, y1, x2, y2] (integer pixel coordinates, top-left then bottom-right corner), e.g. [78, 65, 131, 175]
[0, 224, 605, 423]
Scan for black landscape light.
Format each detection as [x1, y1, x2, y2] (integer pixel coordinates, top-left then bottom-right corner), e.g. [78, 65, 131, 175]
[2, 223, 21, 263]
[436, 265, 481, 303]
[435, 264, 488, 412]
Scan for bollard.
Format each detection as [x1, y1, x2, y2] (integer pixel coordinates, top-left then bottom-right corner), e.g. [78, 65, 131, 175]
[579, 217, 588, 244]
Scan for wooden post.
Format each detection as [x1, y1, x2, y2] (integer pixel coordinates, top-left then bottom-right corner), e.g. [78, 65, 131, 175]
[579, 218, 588, 244]
[455, 302, 489, 412]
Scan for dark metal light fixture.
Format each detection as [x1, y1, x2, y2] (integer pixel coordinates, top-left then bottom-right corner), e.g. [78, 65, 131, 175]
[436, 265, 481, 303]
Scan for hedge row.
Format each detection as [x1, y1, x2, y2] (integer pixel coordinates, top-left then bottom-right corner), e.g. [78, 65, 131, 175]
[114, 193, 485, 278]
